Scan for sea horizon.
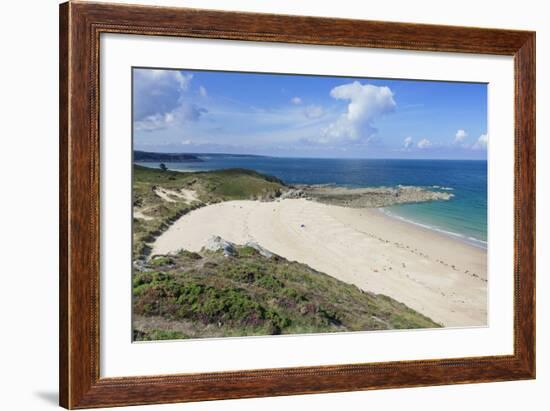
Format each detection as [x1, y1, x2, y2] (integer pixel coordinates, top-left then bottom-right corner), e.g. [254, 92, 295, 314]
[134, 149, 487, 162]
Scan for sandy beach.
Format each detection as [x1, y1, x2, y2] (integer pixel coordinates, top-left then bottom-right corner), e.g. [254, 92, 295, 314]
[152, 198, 487, 327]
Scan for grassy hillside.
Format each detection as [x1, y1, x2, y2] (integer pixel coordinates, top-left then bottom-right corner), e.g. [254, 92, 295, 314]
[133, 245, 440, 341]
[132, 164, 440, 341]
[132, 165, 286, 260]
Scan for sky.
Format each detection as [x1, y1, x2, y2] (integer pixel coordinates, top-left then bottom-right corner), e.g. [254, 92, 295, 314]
[133, 67, 488, 159]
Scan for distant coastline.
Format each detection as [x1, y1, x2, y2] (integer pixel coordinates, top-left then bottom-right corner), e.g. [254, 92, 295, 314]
[134, 150, 203, 162]
[133, 150, 268, 163]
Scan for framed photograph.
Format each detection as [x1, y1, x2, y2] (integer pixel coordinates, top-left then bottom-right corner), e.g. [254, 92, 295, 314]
[59, 2, 535, 408]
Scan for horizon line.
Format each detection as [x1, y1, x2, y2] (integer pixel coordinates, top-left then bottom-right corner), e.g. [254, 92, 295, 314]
[133, 149, 487, 162]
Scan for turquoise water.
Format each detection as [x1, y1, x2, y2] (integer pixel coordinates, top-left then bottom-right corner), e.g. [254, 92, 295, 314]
[137, 156, 487, 247]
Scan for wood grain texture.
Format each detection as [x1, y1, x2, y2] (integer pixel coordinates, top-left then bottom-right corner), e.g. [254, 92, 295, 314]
[514, 34, 536, 374]
[59, 1, 536, 408]
[59, 2, 69, 407]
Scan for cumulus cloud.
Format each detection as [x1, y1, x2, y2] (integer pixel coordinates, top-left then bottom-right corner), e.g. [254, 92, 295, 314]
[417, 138, 432, 149]
[134, 102, 207, 132]
[133, 69, 192, 119]
[199, 86, 208, 97]
[133, 69, 207, 132]
[454, 129, 468, 143]
[472, 133, 488, 150]
[142, 69, 193, 91]
[291, 97, 302, 105]
[303, 105, 324, 119]
[321, 82, 396, 144]
[134, 113, 174, 132]
[403, 136, 414, 149]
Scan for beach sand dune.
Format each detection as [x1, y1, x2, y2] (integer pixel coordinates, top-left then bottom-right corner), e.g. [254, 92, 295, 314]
[152, 199, 487, 327]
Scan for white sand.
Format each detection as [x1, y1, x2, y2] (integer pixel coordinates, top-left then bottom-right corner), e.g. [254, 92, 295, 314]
[153, 187, 199, 204]
[153, 187, 177, 203]
[179, 188, 199, 203]
[133, 210, 154, 221]
[152, 199, 487, 327]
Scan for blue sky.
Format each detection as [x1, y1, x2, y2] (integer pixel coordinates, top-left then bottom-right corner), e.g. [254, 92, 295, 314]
[133, 68, 487, 159]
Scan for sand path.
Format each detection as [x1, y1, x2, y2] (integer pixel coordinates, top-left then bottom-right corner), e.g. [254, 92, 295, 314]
[152, 199, 487, 327]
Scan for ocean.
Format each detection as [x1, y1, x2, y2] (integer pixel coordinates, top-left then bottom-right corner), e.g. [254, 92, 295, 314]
[136, 156, 487, 248]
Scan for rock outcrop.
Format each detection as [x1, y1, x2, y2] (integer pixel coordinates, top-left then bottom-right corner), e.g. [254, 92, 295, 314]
[300, 185, 454, 208]
[245, 241, 274, 258]
[202, 236, 276, 259]
[203, 235, 237, 257]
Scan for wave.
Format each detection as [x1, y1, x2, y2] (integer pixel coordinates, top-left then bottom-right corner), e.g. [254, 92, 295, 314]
[379, 208, 487, 249]
[431, 185, 454, 191]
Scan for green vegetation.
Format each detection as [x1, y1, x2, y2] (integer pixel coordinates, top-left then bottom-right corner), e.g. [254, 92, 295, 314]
[132, 165, 286, 260]
[133, 246, 441, 341]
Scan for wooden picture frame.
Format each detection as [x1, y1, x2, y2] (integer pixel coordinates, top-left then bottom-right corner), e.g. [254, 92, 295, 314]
[59, 1, 535, 408]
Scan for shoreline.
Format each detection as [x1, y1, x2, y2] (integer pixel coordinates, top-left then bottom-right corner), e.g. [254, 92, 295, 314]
[137, 163, 485, 247]
[151, 198, 487, 327]
[378, 208, 487, 250]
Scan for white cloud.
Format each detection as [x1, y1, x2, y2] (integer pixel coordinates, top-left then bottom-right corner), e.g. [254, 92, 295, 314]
[181, 139, 192, 145]
[175, 73, 192, 90]
[454, 129, 468, 143]
[403, 136, 414, 149]
[472, 133, 488, 150]
[417, 138, 432, 149]
[134, 69, 193, 94]
[199, 86, 208, 97]
[135, 102, 207, 132]
[134, 112, 175, 132]
[133, 69, 207, 132]
[303, 105, 324, 119]
[291, 97, 302, 105]
[321, 82, 396, 144]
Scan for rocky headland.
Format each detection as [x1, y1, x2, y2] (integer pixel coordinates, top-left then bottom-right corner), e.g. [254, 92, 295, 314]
[281, 184, 454, 208]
